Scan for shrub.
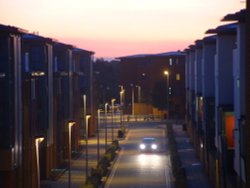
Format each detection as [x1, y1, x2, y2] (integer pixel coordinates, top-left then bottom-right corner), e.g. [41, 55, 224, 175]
[81, 140, 121, 188]
[117, 126, 127, 138]
[112, 140, 120, 150]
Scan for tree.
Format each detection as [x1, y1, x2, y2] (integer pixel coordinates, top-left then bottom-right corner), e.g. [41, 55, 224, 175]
[93, 59, 121, 107]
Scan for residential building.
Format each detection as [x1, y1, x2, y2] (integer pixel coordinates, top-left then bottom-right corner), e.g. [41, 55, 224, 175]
[0, 23, 94, 188]
[201, 35, 217, 184]
[185, 9, 248, 188]
[222, 9, 247, 188]
[21, 33, 54, 186]
[118, 51, 186, 119]
[0, 24, 25, 188]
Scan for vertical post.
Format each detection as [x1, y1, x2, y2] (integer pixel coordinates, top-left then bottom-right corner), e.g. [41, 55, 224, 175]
[137, 86, 141, 103]
[216, 159, 220, 188]
[85, 115, 91, 179]
[105, 103, 108, 151]
[97, 109, 101, 162]
[83, 95, 87, 180]
[83, 95, 86, 119]
[35, 137, 44, 188]
[111, 99, 116, 141]
[164, 71, 170, 118]
[68, 122, 75, 188]
[90, 55, 94, 141]
[120, 90, 124, 127]
[68, 127, 72, 188]
[131, 84, 134, 116]
[136, 85, 141, 121]
[167, 74, 169, 115]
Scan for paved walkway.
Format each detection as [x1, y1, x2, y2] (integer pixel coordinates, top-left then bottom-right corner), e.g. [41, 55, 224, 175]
[41, 127, 120, 188]
[172, 124, 212, 188]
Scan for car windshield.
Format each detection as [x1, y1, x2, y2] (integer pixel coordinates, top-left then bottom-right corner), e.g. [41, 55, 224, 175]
[142, 138, 156, 143]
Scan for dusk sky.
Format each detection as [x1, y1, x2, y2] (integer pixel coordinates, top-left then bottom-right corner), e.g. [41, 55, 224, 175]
[0, 0, 245, 58]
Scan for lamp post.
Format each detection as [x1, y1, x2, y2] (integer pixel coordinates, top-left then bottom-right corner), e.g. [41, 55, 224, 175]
[105, 103, 108, 151]
[111, 99, 116, 141]
[85, 115, 91, 178]
[136, 85, 141, 121]
[130, 84, 134, 116]
[68, 121, 76, 188]
[97, 109, 101, 162]
[83, 94, 86, 118]
[136, 85, 141, 103]
[119, 89, 124, 127]
[118, 85, 123, 91]
[164, 70, 170, 118]
[35, 137, 44, 188]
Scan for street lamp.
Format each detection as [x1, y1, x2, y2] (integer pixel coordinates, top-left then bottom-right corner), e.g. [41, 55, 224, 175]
[130, 84, 134, 116]
[83, 94, 86, 117]
[68, 121, 76, 188]
[35, 136, 44, 188]
[85, 115, 91, 178]
[105, 103, 109, 151]
[164, 70, 170, 118]
[136, 85, 141, 121]
[136, 85, 141, 103]
[119, 89, 125, 106]
[118, 85, 123, 91]
[97, 109, 101, 162]
[119, 89, 125, 127]
[111, 99, 116, 141]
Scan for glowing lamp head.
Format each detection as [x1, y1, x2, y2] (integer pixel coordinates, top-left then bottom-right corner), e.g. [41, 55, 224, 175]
[164, 70, 169, 76]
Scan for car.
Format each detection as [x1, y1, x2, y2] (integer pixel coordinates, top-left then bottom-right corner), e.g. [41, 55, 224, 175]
[139, 137, 159, 152]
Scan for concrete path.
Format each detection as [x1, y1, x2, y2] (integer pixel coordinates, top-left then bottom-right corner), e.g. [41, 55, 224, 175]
[41, 127, 120, 188]
[173, 124, 212, 188]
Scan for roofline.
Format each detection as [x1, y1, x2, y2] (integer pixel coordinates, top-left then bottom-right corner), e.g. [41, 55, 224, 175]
[0, 24, 28, 34]
[117, 51, 185, 60]
[22, 33, 54, 43]
[221, 9, 246, 22]
[73, 48, 95, 55]
[205, 23, 237, 35]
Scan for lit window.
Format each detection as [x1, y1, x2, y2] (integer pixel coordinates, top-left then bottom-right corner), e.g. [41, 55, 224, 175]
[176, 74, 181, 80]
[169, 58, 172, 66]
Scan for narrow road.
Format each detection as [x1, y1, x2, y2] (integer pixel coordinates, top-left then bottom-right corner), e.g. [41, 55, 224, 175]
[105, 122, 174, 188]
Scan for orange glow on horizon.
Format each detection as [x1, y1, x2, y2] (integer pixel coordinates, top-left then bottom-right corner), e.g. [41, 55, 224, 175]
[60, 37, 191, 58]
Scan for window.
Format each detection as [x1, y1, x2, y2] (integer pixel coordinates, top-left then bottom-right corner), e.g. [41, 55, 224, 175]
[176, 74, 181, 80]
[31, 79, 36, 100]
[169, 58, 173, 66]
[24, 52, 29, 72]
[73, 59, 76, 72]
[54, 56, 58, 72]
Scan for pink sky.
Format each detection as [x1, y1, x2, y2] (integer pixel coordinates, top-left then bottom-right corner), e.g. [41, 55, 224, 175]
[0, 0, 245, 58]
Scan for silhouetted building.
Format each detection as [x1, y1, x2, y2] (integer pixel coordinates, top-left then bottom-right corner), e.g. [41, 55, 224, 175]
[118, 51, 186, 119]
[185, 9, 248, 188]
[0, 24, 25, 188]
[21, 33, 54, 186]
[0, 23, 94, 188]
[222, 9, 246, 188]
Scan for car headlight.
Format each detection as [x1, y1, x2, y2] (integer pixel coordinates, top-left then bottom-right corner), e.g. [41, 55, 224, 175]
[140, 144, 146, 150]
[151, 144, 157, 150]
